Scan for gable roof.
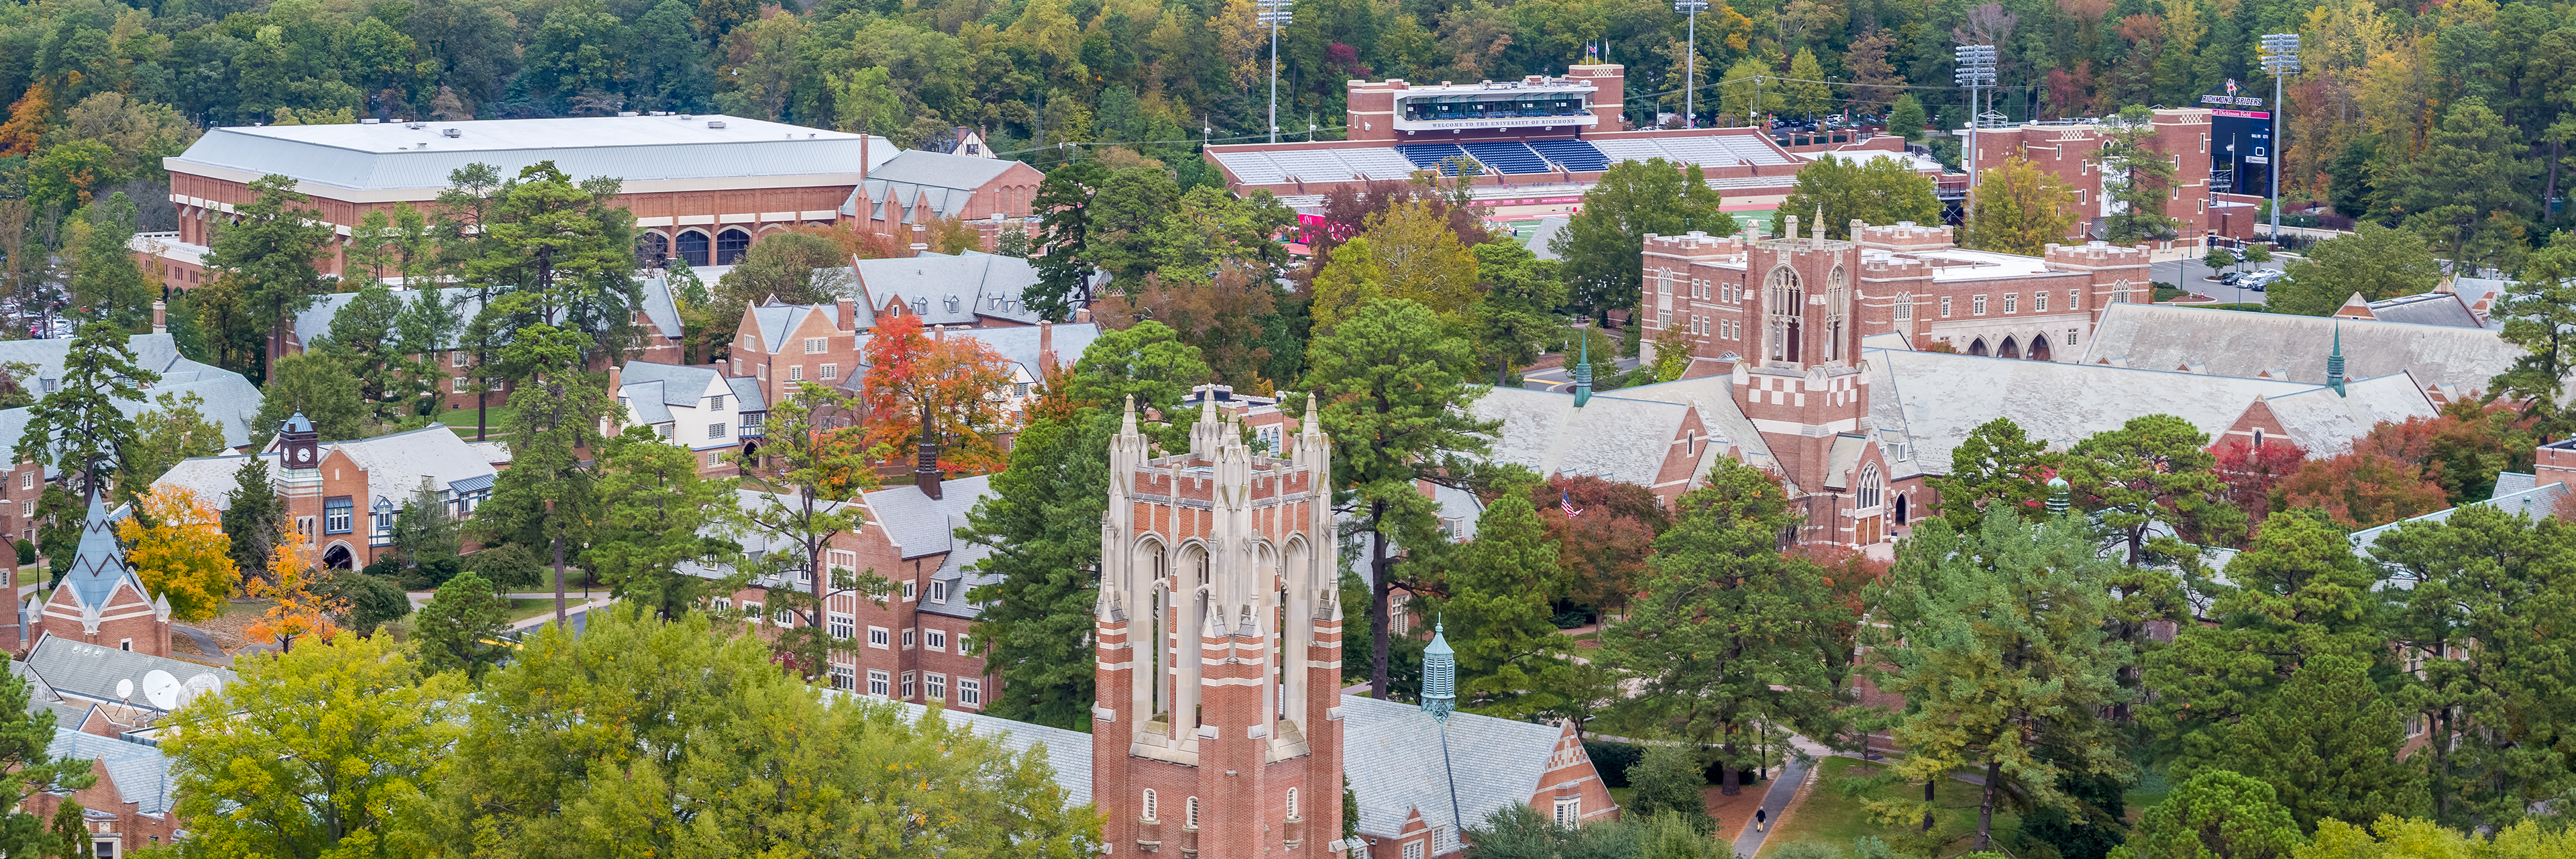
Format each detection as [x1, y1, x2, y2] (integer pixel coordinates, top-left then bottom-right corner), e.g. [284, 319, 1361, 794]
[840, 150, 1027, 222]
[1866, 347, 2323, 480]
[854, 252, 1046, 326]
[861, 475, 996, 560]
[1340, 695, 1567, 855]
[1606, 374, 1787, 489]
[747, 303, 848, 354]
[22, 634, 235, 711]
[0, 334, 265, 453]
[48, 727, 175, 815]
[323, 427, 502, 506]
[1470, 387, 1689, 487]
[2082, 303, 2522, 395]
[172, 115, 896, 193]
[2363, 292, 2483, 329]
[873, 695, 1091, 805]
[1525, 217, 1569, 262]
[56, 494, 144, 611]
[2253, 372, 2441, 456]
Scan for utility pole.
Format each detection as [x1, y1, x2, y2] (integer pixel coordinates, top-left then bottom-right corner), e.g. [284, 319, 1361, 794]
[1677, 0, 1707, 128]
[1955, 44, 1997, 191]
[2260, 34, 2302, 243]
[1257, 0, 1293, 144]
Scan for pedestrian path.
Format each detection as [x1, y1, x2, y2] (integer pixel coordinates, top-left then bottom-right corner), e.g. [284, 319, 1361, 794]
[1729, 736, 1829, 858]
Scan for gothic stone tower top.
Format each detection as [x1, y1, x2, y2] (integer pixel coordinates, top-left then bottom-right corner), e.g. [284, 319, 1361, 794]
[1094, 394, 1345, 859]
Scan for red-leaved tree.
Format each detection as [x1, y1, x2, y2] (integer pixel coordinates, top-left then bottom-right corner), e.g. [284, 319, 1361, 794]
[1529, 474, 1666, 618]
[2275, 452, 2451, 529]
[2212, 436, 2308, 527]
[859, 312, 1017, 475]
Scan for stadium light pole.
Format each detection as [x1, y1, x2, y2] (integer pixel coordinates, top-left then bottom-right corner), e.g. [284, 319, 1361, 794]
[2260, 33, 2301, 243]
[1677, 0, 1707, 128]
[1954, 44, 1997, 191]
[1258, 0, 1293, 144]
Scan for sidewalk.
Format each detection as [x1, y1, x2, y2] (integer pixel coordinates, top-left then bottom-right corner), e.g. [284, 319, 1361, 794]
[1729, 735, 1829, 858]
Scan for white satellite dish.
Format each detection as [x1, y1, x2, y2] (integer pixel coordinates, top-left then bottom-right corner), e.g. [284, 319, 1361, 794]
[142, 670, 182, 711]
[114, 678, 133, 701]
[181, 674, 223, 707]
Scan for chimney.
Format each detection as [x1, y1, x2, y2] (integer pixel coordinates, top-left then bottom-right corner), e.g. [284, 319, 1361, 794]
[1038, 321, 1056, 373]
[152, 300, 167, 334]
[915, 397, 944, 501]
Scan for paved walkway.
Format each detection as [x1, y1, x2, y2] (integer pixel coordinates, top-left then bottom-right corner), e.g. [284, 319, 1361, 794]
[1729, 736, 1830, 858]
[171, 626, 232, 667]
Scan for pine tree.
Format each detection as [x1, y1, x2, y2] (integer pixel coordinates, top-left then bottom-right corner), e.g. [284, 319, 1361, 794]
[1927, 417, 2058, 532]
[473, 324, 613, 629]
[2063, 414, 2240, 564]
[963, 321, 1210, 729]
[390, 478, 464, 588]
[327, 282, 411, 426]
[202, 174, 333, 381]
[13, 320, 158, 501]
[2197, 655, 2427, 833]
[2490, 234, 2576, 436]
[247, 344, 368, 448]
[1028, 162, 1108, 321]
[586, 427, 740, 620]
[223, 454, 285, 583]
[2107, 770, 2302, 859]
[2096, 106, 2181, 244]
[1431, 490, 1574, 719]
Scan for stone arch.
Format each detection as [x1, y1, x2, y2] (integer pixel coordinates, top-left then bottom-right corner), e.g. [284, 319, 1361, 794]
[2029, 333, 2053, 362]
[1895, 493, 1909, 525]
[676, 230, 712, 266]
[1968, 338, 1990, 357]
[715, 227, 753, 265]
[1998, 336, 2021, 360]
[322, 542, 355, 570]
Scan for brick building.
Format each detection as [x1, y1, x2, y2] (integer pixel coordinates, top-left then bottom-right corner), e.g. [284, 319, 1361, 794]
[840, 150, 1046, 252]
[32, 495, 174, 658]
[1958, 110, 2248, 246]
[148, 417, 500, 570]
[12, 636, 234, 857]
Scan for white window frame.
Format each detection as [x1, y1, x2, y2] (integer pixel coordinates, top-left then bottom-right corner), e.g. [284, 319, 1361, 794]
[2002, 293, 2017, 314]
[925, 629, 947, 652]
[708, 423, 727, 440]
[1553, 797, 1581, 825]
[828, 613, 855, 640]
[866, 669, 890, 697]
[830, 665, 855, 690]
[957, 676, 982, 707]
[804, 337, 828, 354]
[788, 365, 804, 382]
[926, 672, 947, 701]
[867, 626, 890, 649]
[2035, 291, 2049, 313]
[902, 580, 917, 601]
[821, 363, 839, 380]
[929, 580, 949, 602]
[903, 628, 916, 650]
[1972, 295, 1988, 315]
[901, 670, 916, 699]
[1894, 293, 1912, 321]
[1940, 296, 1953, 317]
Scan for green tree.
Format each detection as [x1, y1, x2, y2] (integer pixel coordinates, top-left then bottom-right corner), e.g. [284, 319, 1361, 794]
[2490, 232, 2576, 436]
[1553, 159, 1733, 316]
[2098, 106, 2182, 244]
[0, 662, 96, 859]
[472, 324, 612, 626]
[733, 381, 886, 682]
[2145, 512, 2389, 770]
[248, 344, 367, 448]
[1778, 155, 1942, 240]
[2368, 503, 2576, 830]
[713, 230, 853, 307]
[1304, 299, 1499, 698]
[13, 320, 157, 501]
[325, 283, 411, 427]
[1965, 157, 2083, 256]
[1468, 238, 1568, 383]
[1871, 506, 2132, 852]
[1604, 458, 1842, 795]
[2063, 414, 2241, 564]
[2266, 225, 2444, 317]
[1889, 95, 1928, 142]
[67, 193, 152, 332]
[458, 163, 639, 367]
[1028, 162, 1109, 321]
[403, 609, 1102, 856]
[962, 321, 1210, 729]
[586, 426, 741, 620]
[2196, 655, 2427, 833]
[223, 454, 286, 583]
[1928, 417, 2059, 532]
[1624, 744, 1713, 830]
[409, 570, 513, 683]
[2108, 770, 2304, 859]
[163, 634, 464, 859]
[1786, 49, 1831, 117]
[113, 391, 226, 502]
[2382, 99, 2533, 271]
[1719, 58, 1784, 124]
[1430, 489, 1575, 719]
[389, 478, 463, 588]
[202, 174, 334, 378]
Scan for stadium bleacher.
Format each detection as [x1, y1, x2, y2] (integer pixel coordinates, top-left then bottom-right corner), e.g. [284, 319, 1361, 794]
[1395, 143, 1470, 174]
[1527, 138, 1609, 172]
[1460, 141, 1552, 174]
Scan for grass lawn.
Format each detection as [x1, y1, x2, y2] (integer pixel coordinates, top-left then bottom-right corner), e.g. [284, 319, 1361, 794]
[504, 597, 572, 624]
[437, 405, 518, 440]
[1758, 757, 2025, 858]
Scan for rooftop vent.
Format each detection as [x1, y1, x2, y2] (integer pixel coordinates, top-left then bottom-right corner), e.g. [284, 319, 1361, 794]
[405, 121, 425, 130]
[441, 128, 462, 138]
[707, 120, 727, 129]
[360, 117, 380, 124]
[619, 111, 639, 117]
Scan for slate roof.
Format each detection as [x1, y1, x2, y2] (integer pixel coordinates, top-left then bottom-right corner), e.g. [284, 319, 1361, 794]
[57, 494, 145, 611]
[2082, 303, 2523, 395]
[21, 634, 235, 711]
[855, 252, 1046, 326]
[0, 334, 265, 452]
[841, 150, 1025, 222]
[869, 694, 1091, 804]
[747, 303, 851, 355]
[1866, 347, 2322, 480]
[161, 426, 498, 513]
[1340, 695, 1566, 854]
[1471, 387, 1687, 487]
[142, 454, 264, 513]
[2347, 476, 2574, 555]
[920, 539, 1000, 620]
[47, 727, 175, 815]
[9, 661, 90, 727]
[2365, 292, 2482, 329]
[862, 475, 996, 560]
[2253, 372, 2440, 456]
[1525, 217, 1569, 262]
[170, 115, 896, 192]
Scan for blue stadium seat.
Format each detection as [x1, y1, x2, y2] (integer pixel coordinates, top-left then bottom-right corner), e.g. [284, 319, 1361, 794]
[1395, 143, 1469, 174]
[1460, 142, 1551, 174]
[1527, 139, 1609, 172]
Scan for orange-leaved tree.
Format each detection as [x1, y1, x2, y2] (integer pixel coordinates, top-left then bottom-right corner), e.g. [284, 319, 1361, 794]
[859, 311, 1016, 475]
[113, 485, 237, 623]
[246, 525, 344, 652]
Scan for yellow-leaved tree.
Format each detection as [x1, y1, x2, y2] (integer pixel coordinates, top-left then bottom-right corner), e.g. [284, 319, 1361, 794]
[1310, 201, 1480, 329]
[246, 525, 343, 652]
[1964, 156, 2083, 256]
[113, 485, 236, 623]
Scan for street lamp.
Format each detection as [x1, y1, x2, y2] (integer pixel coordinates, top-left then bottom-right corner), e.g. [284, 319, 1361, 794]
[1256, 0, 1293, 144]
[1676, 0, 1707, 128]
[1953, 44, 1998, 191]
[2259, 33, 2301, 243]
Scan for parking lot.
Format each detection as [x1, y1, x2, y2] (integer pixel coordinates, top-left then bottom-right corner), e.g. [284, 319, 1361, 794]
[2156, 255, 2292, 305]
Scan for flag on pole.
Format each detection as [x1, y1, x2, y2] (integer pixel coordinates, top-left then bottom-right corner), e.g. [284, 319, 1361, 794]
[1560, 489, 1583, 518]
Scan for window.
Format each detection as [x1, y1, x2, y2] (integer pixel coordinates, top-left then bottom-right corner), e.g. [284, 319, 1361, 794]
[2035, 291, 2049, 312]
[1014, 383, 1030, 397]
[804, 337, 828, 354]
[867, 626, 890, 648]
[706, 395, 726, 410]
[708, 423, 727, 440]
[1287, 788, 1300, 819]
[1858, 464, 1883, 509]
[705, 450, 722, 467]
[926, 672, 947, 700]
[716, 228, 752, 265]
[828, 613, 855, 639]
[902, 580, 917, 601]
[1142, 790, 1160, 822]
[926, 629, 947, 651]
[901, 671, 916, 699]
[657, 423, 673, 440]
[452, 351, 470, 368]
[1941, 297, 1953, 317]
[957, 676, 982, 706]
[820, 363, 839, 380]
[956, 634, 971, 655]
[1553, 798, 1582, 825]
[2068, 327, 2080, 346]
[17, 472, 28, 491]
[742, 601, 761, 621]
[1659, 310, 1672, 329]
[1894, 293, 1913, 321]
[826, 549, 857, 573]
[788, 365, 804, 382]
[19, 501, 31, 518]
[678, 231, 711, 266]
[2253, 428, 2265, 448]
[1403, 841, 1425, 859]
[774, 607, 794, 625]
[2068, 290, 2078, 309]
[903, 628, 917, 649]
[119, 639, 131, 652]
[2002, 293, 2017, 313]
[741, 413, 765, 432]
[929, 580, 949, 602]
[757, 364, 768, 381]
[712, 597, 731, 610]
[324, 497, 354, 534]
[1972, 295, 1988, 315]
[1187, 797, 1201, 829]
[830, 665, 856, 691]
[866, 669, 890, 697]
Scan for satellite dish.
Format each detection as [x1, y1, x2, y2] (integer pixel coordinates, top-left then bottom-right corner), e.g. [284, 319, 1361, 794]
[142, 670, 182, 711]
[182, 674, 223, 707]
[115, 678, 133, 701]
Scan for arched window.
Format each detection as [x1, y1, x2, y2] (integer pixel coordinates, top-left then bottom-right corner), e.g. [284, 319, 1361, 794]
[2029, 334, 2053, 362]
[1893, 292, 1913, 321]
[1858, 464, 1882, 510]
[676, 231, 711, 266]
[1765, 266, 1804, 363]
[1187, 797, 1201, 829]
[1998, 336, 2022, 360]
[1142, 789, 1159, 822]
[1287, 788, 1301, 819]
[1969, 338, 1990, 357]
[636, 232, 669, 267]
[716, 228, 753, 265]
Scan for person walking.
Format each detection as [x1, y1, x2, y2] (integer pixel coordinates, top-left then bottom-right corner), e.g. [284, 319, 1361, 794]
[1755, 807, 1767, 832]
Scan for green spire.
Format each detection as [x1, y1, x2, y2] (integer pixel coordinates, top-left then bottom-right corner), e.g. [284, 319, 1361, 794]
[2327, 323, 2346, 396]
[1421, 621, 1456, 722]
[2047, 474, 2070, 517]
[1573, 325, 1593, 408]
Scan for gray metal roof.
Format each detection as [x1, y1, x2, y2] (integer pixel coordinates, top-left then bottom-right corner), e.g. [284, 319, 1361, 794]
[2365, 293, 2481, 329]
[748, 303, 849, 355]
[1866, 347, 2321, 481]
[1470, 387, 1683, 488]
[313, 426, 500, 510]
[2082, 303, 2523, 395]
[1340, 694, 1566, 854]
[854, 252, 1046, 326]
[2348, 481, 2573, 556]
[171, 115, 896, 193]
[725, 376, 768, 412]
[143, 454, 264, 513]
[922, 539, 1000, 620]
[843, 150, 1026, 222]
[46, 727, 176, 815]
[1605, 374, 1782, 486]
[861, 475, 995, 560]
[23, 634, 235, 711]
[867, 694, 1091, 805]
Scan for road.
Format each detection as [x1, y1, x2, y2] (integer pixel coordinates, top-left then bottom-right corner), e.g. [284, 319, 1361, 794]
[2149, 256, 2290, 305]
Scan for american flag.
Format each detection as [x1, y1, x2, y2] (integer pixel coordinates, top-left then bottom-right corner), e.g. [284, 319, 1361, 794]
[1560, 489, 1582, 518]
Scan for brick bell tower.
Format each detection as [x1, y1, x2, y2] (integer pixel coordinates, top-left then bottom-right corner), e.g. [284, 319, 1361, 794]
[1737, 210, 1874, 543]
[1095, 393, 1346, 858]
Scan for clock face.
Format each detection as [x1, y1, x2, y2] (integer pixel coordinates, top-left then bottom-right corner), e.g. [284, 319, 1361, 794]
[297, 448, 311, 462]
